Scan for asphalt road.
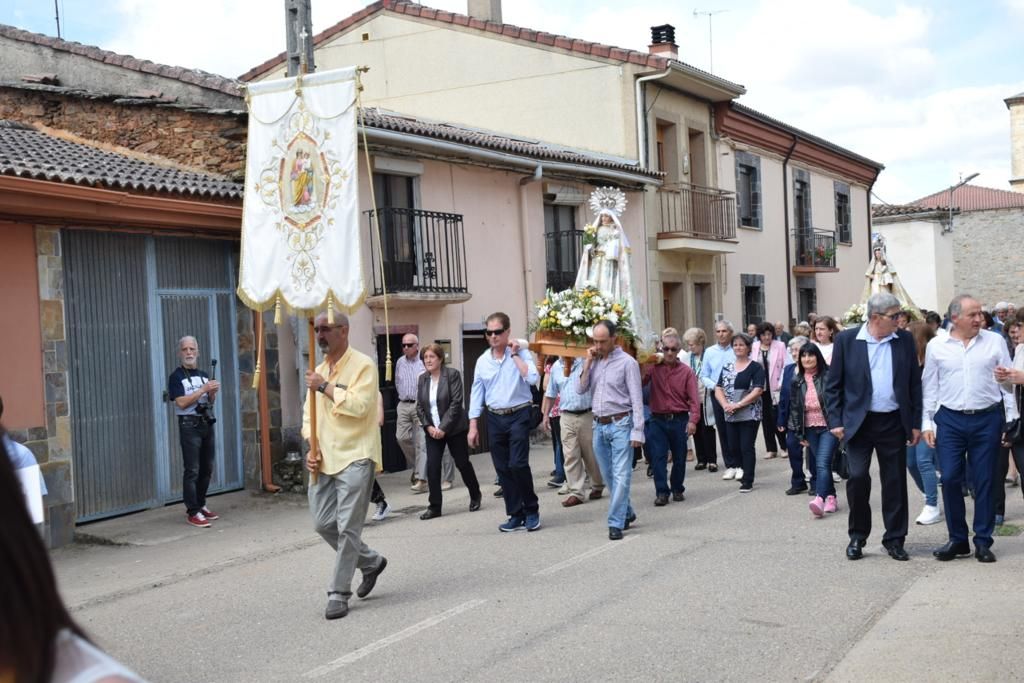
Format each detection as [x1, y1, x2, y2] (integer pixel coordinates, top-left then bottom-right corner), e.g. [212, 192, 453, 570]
[54, 443, 1024, 682]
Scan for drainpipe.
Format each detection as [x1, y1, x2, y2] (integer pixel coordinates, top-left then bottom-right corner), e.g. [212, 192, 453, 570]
[781, 134, 798, 327]
[519, 164, 543, 319]
[866, 168, 881, 258]
[635, 67, 673, 169]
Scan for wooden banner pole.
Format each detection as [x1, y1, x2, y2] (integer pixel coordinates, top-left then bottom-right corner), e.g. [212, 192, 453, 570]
[308, 317, 320, 485]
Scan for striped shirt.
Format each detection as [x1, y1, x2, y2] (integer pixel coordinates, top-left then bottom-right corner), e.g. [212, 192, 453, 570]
[395, 355, 424, 401]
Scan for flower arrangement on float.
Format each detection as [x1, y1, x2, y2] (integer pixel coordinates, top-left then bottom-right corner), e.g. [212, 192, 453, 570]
[530, 285, 634, 343]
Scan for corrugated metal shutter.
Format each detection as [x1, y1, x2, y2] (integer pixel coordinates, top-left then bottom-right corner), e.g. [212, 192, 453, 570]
[64, 231, 158, 520]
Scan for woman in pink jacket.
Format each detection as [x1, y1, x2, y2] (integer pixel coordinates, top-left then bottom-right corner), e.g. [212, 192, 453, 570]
[752, 322, 787, 458]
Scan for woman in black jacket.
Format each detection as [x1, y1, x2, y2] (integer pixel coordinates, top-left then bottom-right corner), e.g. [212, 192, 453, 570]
[787, 343, 838, 518]
[416, 343, 482, 519]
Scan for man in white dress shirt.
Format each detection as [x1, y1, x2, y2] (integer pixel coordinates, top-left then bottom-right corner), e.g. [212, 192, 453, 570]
[922, 295, 1017, 563]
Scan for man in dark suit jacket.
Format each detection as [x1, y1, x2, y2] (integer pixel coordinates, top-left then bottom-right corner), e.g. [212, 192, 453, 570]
[824, 293, 922, 561]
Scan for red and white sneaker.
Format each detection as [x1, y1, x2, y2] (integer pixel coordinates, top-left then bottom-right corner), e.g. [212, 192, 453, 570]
[187, 512, 211, 528]
[200, 507, 219, 520]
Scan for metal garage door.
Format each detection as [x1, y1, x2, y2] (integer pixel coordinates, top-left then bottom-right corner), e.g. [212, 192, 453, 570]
[64, 231, 243, 522]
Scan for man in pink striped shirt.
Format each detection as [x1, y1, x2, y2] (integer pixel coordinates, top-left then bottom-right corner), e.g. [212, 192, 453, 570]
[643, 330, 700, 506]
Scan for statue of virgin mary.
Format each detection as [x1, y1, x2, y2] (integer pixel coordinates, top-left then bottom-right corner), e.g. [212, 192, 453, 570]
[860, 233, 922, 318]
[575, 187, 637, 315]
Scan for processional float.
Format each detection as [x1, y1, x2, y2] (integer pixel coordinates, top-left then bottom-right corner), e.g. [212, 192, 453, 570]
[238, 66, 391, 484]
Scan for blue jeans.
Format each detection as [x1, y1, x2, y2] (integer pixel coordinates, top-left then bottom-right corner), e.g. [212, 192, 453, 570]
[935, 406, 1002, 548]
[906, 440, 939, 506]
[804, 426, 837, 498]
[593, 415, 636, 529]
[783, 429, 806, 488]
[645, 415, 688, 496]
[551, 416, 565, 481]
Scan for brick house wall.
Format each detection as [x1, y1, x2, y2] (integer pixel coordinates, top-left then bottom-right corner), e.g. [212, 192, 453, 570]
[0, 85, 246, 180]
[952, 207, 1024, 307]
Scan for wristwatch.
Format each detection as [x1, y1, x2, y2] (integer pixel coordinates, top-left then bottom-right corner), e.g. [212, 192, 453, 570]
[317, 381, 330, 393]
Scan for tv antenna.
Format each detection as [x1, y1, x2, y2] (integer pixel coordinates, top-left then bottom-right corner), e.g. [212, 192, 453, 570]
[54, 0, 62, 39]
[693, 9, 729, 73]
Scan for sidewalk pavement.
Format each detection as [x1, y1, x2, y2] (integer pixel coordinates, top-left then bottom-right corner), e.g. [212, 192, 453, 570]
[52, 443, 1024, 680]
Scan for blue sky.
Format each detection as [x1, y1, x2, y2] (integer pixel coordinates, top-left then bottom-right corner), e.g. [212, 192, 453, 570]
[4, 0, 1023, 203]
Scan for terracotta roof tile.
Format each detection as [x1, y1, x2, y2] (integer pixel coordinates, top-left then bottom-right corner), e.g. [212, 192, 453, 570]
[0, 23, 242, 98]
[909, 184, 1024, 212]
[872, 204, 951, 218]
[0, 120, 242, 200]
[362, 109, 661, 179]
[238, 0, 710, 85]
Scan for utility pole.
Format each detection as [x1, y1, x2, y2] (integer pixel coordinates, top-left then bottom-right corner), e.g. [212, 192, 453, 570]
[693, 9, 728, 73]
[285, 0, 315, 77]
[54, 0, 62, 39]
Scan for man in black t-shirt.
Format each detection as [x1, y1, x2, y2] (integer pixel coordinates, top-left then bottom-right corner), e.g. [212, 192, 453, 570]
[167, 335, 220, 528]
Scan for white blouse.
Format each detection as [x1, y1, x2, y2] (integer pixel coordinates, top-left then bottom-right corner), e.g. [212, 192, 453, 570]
[429, 376, 442, 427]
[51, 629, 146, 682]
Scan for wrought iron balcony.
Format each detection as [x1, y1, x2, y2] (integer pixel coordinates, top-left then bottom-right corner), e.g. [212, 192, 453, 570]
[793, 227, 838, 272]
[366, 207, 469, 303]
[657, 182, 738, 241]
[544, 229, 584, 292]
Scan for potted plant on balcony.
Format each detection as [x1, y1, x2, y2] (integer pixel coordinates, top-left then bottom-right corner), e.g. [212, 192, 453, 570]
[815, 244, 835, 264]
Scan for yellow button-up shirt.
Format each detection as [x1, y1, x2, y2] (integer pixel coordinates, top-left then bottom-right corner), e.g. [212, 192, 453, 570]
[302, 346, 381, 476]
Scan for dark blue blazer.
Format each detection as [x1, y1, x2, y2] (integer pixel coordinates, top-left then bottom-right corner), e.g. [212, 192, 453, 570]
[776, 363, 796, 430]
[824, 325, 922, 441]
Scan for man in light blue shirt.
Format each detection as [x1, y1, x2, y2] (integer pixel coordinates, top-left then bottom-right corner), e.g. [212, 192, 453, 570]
[701, 320, 737, 474]
[468, 312, 541, 532]
[543, 357, 604, 506]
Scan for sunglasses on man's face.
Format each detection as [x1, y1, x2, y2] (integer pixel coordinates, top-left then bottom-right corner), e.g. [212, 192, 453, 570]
[401, 343, 417, 348]
[662, 346, 680, 353]
[484, 328, 506, 337]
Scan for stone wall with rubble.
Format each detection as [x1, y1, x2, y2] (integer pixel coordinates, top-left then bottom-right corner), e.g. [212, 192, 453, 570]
[951, 208, 1024, 307]
[0, 85, 246, 180]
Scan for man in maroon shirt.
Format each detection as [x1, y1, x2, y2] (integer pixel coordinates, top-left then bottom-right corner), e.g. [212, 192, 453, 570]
[643, 330, 700, 506]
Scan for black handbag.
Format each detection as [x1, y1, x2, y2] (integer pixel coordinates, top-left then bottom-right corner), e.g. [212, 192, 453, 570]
[1006, 386, 1024, 445]
[833, 442, 850, 479]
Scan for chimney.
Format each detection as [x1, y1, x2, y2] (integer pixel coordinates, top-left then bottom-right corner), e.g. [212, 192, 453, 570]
[649, 24, 678, 60]
[1008, 92, 1024, 193]
[467, 0, 502, 24]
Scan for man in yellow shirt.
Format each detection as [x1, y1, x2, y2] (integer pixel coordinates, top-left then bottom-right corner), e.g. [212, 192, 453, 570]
[303, 312, 387, 620]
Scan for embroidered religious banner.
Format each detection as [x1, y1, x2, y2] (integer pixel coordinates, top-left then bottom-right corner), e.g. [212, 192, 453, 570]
[238, 66, 362, 315]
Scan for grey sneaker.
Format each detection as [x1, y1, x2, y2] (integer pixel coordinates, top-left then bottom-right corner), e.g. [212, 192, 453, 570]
[356, 557, 388, 599]
[325, 596, 349, 620]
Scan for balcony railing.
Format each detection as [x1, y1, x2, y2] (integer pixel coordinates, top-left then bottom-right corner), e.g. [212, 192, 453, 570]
[794, 227, 837, 270]
[544, 229, 584, 292]
[366, 207, 468, 295]
[657, 182, 737, 240]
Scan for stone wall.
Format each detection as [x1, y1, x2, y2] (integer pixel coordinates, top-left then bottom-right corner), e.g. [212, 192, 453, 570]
[952, 208, 1024, 307]
[18, 227, 75, 546]
[0, 86, 246, 180]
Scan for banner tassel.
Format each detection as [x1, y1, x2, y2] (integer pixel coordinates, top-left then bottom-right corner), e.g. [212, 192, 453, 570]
[274, 295, 282, 325]
[327, 293, 335, 325]
[252, 311, 264, 390]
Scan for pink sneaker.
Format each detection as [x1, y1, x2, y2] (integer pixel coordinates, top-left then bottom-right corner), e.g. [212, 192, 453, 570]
[809, 496, 825, 518]
[824, 495, 838, 514]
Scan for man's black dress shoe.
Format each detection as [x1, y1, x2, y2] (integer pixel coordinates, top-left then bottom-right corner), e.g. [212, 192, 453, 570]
[884, 543, 909, 561]
[672, 491, 685, 502]
[420, 508, 441, 520]
[624, 512, 637, 529]
[846, 539, 865, 560]
[608, 526, 623, 540]
[469, 497, 481, 512]
[785, 485, 808, 495]
[933, 541, 971, 561]
[975, 546, 996, 563]
[655, 494, 668, 506]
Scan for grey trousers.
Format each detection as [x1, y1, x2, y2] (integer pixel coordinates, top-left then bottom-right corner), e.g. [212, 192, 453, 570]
[396, 401, 454, 482]
[308, 459, 382, 597]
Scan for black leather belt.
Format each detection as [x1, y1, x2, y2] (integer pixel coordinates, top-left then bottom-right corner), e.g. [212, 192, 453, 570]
[487, 402, 532, 416]
[946, 402, 1001, 416]
[561, 409, 592, 415]
[652, 411, 689, 420]
[595, 411, 630, 424]
[399, 399, 416, 403]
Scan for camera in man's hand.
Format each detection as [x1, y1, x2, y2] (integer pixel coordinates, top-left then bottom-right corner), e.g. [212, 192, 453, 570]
[195, 401, 217, 425]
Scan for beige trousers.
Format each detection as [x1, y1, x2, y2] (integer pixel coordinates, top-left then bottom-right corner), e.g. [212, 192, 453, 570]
[560, 411, 604, 498]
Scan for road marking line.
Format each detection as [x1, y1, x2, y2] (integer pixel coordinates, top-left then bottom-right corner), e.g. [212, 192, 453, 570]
[303, 599, 486, 678]
[690, 490, 740, 513]
[533, 536, 635, 577]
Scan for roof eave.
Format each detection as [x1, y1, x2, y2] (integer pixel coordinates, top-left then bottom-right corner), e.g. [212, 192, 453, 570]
[667, 62, 745, 101]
